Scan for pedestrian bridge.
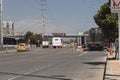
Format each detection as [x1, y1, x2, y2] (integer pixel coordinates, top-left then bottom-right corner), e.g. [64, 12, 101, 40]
[44, 34, 89, 46]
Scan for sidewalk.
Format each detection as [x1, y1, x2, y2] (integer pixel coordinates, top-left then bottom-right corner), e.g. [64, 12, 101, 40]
[105, 53, 120, 80]
[0, 47, 16, 54]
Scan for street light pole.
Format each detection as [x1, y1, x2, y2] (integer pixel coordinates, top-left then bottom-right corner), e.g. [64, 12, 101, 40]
[0, 0, 3, 50]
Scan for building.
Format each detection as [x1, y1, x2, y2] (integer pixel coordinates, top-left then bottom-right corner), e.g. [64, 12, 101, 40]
[3, 21, 14, 37]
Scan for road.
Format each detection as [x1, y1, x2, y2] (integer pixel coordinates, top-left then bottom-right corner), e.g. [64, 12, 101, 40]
[0, 48, 107, 80]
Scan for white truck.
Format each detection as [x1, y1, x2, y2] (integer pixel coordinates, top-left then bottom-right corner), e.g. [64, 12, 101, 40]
[52, 37, 63, 48]
[42, 41, 49, 48]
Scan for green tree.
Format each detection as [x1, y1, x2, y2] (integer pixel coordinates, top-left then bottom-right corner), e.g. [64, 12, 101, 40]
[94, 2, 118, 42]
[34, 34, 42, 44]
[24, 31, 34, 41]
[24, 31, 42, 44]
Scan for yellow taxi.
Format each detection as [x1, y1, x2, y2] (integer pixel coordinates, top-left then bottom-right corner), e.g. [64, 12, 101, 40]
[17, 43, 29, 52]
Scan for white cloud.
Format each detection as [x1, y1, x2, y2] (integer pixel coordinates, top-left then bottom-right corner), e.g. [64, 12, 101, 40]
[14, 19, 89, 35]
[15, 19, 41, 34]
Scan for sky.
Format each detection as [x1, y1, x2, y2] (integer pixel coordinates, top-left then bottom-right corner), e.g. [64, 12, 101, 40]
[3, 0, 108, 35]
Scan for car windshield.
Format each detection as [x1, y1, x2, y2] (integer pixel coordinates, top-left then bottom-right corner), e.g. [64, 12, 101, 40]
[19, 43, 25, 46]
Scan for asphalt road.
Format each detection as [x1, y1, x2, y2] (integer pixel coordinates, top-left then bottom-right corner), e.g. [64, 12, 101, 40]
[0, 48, 107, 80]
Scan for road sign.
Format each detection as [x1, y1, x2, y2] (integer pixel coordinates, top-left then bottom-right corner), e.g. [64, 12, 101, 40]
[111, 0, 120, 13]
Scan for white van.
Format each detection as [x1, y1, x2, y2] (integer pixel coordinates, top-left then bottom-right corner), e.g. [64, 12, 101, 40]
[42, 41, 49, 48]
[52, 37, 63, 48]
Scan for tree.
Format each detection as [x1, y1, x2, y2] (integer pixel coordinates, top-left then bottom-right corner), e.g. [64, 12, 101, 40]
[24, 31, 34, 41]
[24, 31, 42, 44]
[34, 34, 42, 44]
[24, 31, 33, 39]
[94, 2, 118, 42]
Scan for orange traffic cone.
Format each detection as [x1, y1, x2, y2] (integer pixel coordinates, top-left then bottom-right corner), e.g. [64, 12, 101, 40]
[109, 44, 113, 56]
[47, 47, 50, 52]
[80, 47, 83, 53]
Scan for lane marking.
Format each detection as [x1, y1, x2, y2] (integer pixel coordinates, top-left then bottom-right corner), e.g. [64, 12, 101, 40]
[8, 60, 64, 80]
[8, 65, 52, 80]
[78, 51, 88, 56]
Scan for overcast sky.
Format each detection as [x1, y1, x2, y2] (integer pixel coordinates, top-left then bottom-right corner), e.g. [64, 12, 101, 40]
[3, 0, 108, 34]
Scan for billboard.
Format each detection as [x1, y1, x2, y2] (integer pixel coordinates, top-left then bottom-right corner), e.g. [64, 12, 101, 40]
[111, 0, 120, 13]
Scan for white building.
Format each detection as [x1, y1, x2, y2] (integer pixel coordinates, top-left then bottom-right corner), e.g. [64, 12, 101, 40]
[3, 21, 14, 37]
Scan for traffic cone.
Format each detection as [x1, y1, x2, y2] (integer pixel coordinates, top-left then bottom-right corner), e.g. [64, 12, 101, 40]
[80, 47, 83, 53]
[109, 44, 113, 56]
[47, 47, 50, 52]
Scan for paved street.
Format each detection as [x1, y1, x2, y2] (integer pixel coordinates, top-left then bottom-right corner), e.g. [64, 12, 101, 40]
[0, 48, 107, 80]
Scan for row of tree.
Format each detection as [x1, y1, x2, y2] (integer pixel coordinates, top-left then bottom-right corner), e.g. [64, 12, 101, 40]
[94, 1, 118, 42]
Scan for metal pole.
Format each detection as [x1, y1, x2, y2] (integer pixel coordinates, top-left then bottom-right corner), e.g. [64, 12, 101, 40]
[41, 0, 46, 39]
[41, 15, 45, 38]
[0, 0, 3, 50]
[118, 13, 120, 60]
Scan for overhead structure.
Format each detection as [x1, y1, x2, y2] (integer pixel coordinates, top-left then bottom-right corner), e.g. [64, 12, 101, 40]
[52, 33, 66, 37]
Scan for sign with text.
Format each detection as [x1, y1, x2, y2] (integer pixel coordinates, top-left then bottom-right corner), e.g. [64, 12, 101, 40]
[111, 0, 120, 13]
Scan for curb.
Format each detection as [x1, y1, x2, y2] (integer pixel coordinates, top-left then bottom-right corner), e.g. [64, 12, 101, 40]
[105, 52, 120, 80]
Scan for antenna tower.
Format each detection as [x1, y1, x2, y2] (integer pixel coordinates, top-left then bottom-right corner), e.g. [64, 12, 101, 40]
[41, 0, 47, 38]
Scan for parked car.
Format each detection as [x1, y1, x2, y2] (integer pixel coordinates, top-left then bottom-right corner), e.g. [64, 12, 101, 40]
[88, 42, 104, 51]
[17, 43, 29, 52]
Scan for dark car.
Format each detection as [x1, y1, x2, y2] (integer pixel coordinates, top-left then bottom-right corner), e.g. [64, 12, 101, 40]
[88, 42, 104, 51]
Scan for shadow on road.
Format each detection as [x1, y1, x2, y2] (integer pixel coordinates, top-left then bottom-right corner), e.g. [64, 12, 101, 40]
[83, 61, 106, 66]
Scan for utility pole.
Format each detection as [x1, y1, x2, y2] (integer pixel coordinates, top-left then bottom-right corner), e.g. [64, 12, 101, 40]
[0, 0, 3, 50]
[41, 0, 47, 38]
[41, 14, 45, 38]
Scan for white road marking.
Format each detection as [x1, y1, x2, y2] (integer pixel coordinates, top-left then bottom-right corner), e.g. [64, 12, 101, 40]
[8, 65, 52, 80]
[78, 51, 88, 56]
[7, 60, 65, 80]
[8, 75, 22, 80]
